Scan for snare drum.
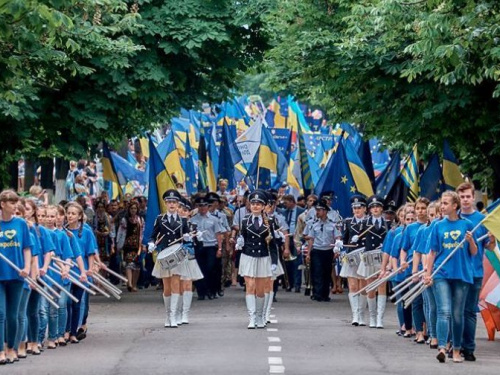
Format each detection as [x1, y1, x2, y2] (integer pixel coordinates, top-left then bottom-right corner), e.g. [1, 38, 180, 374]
[363, 249, 382, 267]
[344, 248, 363, 267]
[157, 243, 189, 271]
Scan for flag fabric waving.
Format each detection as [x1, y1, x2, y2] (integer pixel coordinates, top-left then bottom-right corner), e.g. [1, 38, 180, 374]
[400, 144, 419, 202]
[443, 140, 464, 190]
[101, 141, 124, 200]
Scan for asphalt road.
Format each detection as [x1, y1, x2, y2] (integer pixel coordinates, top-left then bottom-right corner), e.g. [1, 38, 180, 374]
[6, 286, 500, 375]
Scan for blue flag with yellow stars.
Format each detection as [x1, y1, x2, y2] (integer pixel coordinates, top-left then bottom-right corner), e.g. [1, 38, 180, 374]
[419, 153, 444, 201]
[315, 140, 359, 218]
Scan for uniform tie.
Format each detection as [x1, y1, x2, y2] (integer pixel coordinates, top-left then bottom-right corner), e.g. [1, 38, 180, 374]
[253, 216, 260, 229]
[169, 215, 175, 226]
[375, 219, 380, 230]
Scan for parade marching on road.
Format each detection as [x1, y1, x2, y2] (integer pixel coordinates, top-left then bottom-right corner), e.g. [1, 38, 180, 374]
[5, 287, 500, 375]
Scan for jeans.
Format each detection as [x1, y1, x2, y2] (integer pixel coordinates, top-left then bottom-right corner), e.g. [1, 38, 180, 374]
[46, 284, 70, 341]
[79, 291, 89, 327]
[310, 249, 333, 300]
[58, 284, 71, 338]
[27, 290, 41, 343]
[391, 281, 404, 328]
[423, 286, 437, 339]
[14, 288, 31, 349]
[433, 278, 470, 350]
[67, 285, 85, 336]
[0, 280, 24, 351]
[411, 282, 425, 332]
[38, 292, 49, 343]
[462, 277, 482, 352]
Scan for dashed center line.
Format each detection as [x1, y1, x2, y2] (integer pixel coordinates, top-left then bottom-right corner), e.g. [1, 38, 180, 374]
[268, 357, 283, 365]
[268, 337, 281, 342]
[269, 365, 285, 374]
[268, 346, 282, 352]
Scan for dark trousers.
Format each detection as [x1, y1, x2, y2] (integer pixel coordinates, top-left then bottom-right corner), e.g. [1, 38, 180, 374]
[310, 249, 333, 300]
[67, 285, 85, 336]
[108, 252, 121, 285]
[194, 246, 217, 297]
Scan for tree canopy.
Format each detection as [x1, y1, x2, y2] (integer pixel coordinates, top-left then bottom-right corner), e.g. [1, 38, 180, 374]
[261, 0, 500, 195]
[0, 0, 269, 185]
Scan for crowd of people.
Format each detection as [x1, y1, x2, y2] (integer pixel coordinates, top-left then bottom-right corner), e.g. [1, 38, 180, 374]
[0, 173, 497, 366]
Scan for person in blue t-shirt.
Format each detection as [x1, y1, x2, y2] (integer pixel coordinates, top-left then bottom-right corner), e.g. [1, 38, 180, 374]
[400, 197, 429, 344]
[65, 202, 97, 344]
[424, 191, 478, 363]
[0, 190, 32, 364]
[456, 183, 496, 361]
[414, 201, 441, 349]
[390, 209, 416, 337]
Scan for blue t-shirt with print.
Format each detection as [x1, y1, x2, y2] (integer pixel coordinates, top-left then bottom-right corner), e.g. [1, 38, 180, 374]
[429, 217, 475, 284]
[0, 217, 33, 281]
[69, 226, 96, 272]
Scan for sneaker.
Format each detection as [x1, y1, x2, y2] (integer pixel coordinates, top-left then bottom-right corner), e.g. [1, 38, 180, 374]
[463, 351, 476, 362]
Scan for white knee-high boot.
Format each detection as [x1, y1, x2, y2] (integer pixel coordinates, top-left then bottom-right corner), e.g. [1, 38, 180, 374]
[266, 292, 274, 323]
[246, 295, 256, 329]
[170, 294, 180, 328]
[348, 293, 359, 326]
[182, 291, 193, 324]
[263, 293, 270, 325]
[368, 297, 377, 328]
[163, 295, 171, 328]
[377, 295, 386, 329]
[176, 294, 184, 326]
[358, 294, 367, 326]
[256, 296, 265, 328]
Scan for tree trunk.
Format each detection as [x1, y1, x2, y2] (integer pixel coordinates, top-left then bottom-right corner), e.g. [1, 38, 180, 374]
[486, 152, 500, 200]
[24, 159, 35, 192]
[55, 158, 69, 203]
[8, 160, 18, 192]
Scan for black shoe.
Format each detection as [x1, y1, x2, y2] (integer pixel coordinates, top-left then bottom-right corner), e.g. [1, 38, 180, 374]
[286, 287, 292, 292]
[197, 295, 205, 301]
[436, 352, 446, 363]
[207, 295, 214, 300]
[430, 344, 438, 349]
[463, 351, 476, 362]
[323, 297, 331, 302]
[77, 328, 87, 341]
[304, 288, 311, 296]
[218, 290, 224, 297]
[294, 287, 301, 293]
[273, 296, 277, 302]
[224, 281, 232, 288]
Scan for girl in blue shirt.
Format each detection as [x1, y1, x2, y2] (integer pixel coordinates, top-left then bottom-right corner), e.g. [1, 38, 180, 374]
[65, 202, 96, 344]
[0, 190, 32, 364]
[424, 191, 477, 363]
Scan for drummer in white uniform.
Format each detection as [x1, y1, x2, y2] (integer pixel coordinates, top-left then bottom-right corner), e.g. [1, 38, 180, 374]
[149, 189, 191, 328]
[340, 195, 368, 326]
[357, 195, 390, 328]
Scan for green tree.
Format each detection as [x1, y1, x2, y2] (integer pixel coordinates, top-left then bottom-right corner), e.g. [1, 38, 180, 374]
[262, 0, 500, 196]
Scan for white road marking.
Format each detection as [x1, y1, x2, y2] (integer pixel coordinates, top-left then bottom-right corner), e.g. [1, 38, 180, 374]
[268, 357, 283, 365]
[269, 365, 285, 373]
[267, 328, 278, 332]
[268, 337, 281, 342]
[268, 346, 282, 352]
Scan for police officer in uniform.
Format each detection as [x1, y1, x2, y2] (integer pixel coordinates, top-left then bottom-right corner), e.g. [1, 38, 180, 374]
[149, 189, 190, 328]
[340, 195, 368, 326]
[190, 195, 223, 300]
[358, 195, 390, 328]
[237, 191, 278, 329]
[304, 199, 341, 302]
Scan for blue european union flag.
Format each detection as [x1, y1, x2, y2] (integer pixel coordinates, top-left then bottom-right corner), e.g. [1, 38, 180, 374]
[218, 121, 244, 190]
[419, 154, 444, 201]
[184, 132, 197, 195]
[315, 140, 358, 218]
[375, 152, 402, 199]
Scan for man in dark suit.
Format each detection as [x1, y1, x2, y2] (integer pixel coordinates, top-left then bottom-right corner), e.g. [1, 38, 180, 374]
[279, 194, 305, 292]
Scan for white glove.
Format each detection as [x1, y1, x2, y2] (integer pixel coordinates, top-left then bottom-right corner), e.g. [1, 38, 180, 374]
[301, 243, 307, 252]
[195, 231, 203, 241]
[278, 231, 286, 242]
[182, 233, 192, 241]
[271, 264, 277, 274]
[335, 239, 344, 249]
[147, 242, 155, 253]
[351, 235, 359, 243]
[236, 236, 244, 248]
[333, 246, 341, 254]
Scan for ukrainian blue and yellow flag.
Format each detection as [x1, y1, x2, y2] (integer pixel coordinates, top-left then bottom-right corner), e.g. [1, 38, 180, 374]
[443, 140, 464, 191]
[157, 130, 184, 184]
[297, 119, 314, 191]
[143, 135, 176, 244]
[257, 125, 288, 184]
[375, 152, 401, 198]
[101, 141, 124, 200]
[344, 138, 374, 197]
[218, 121, 244, 190]
[206, 122, 219, 192]
[400, 144, 420, 202]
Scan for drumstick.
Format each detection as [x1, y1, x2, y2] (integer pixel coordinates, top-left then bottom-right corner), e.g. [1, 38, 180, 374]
[167, 231, 202, 247]
[357, 225, 375, 239]
[155, 234, 165, 246]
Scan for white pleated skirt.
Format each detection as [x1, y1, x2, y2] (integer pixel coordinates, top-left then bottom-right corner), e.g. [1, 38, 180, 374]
[357, 259, 381, 279]
[339, 263, 361, 279]
[180, 259, 204, 281]
[152, 259, 187, 279]
[238, 254, 272, 278]
[271, 260, 285, 280]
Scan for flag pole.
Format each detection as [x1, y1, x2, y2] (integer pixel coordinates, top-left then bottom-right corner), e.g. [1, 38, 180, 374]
[256, 166, 260, 188]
